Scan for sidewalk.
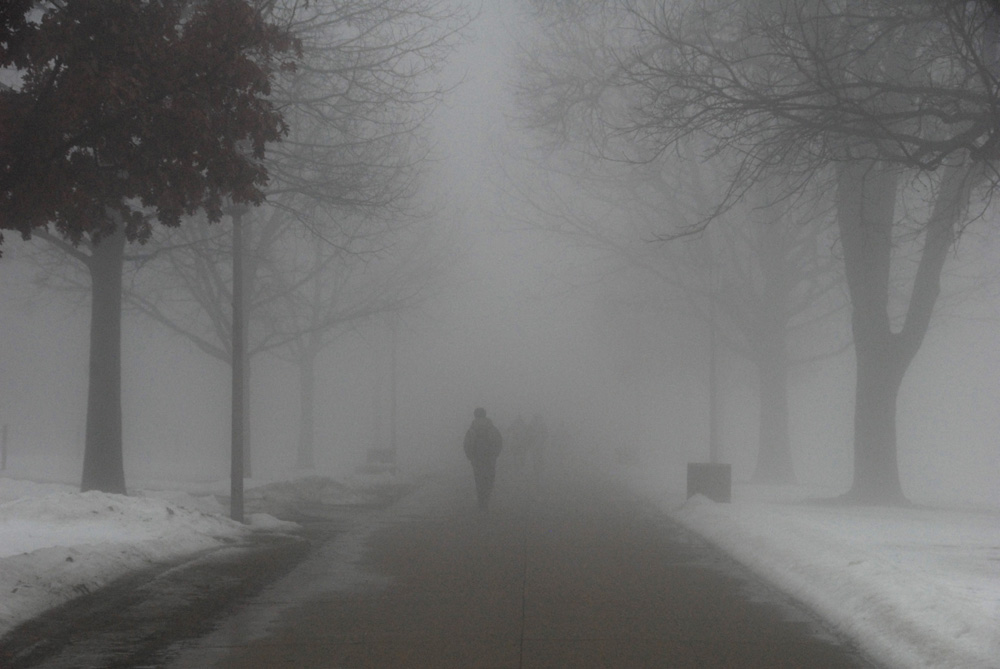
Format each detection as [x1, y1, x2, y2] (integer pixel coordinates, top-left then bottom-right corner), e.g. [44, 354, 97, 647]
[187, 465, 877, 669]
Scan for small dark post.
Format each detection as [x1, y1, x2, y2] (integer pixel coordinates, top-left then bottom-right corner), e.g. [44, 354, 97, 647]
[389, 314, 398, 459]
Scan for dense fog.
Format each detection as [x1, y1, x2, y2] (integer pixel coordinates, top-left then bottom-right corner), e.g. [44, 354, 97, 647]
[0, 1, 997, 511]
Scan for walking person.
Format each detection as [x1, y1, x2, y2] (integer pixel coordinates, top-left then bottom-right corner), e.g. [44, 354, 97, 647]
[463, 407, 503, 511]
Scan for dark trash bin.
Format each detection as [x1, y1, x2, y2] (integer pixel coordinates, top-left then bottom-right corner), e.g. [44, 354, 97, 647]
[686, 462, 731, 503]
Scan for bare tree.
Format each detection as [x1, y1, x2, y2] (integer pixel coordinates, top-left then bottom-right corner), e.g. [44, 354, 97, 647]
[624, 1, 997, 504]
[511, 3, 847, 482]
[515, 0, 995, 503]
[0, 1, 296, 495]
[124, 0, 467, 481]
[265, 212, 453, 470]
[502, 140, 846, 483]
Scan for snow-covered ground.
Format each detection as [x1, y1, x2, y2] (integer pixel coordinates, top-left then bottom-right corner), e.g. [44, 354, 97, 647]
[632, 477, 1000, 669]
[0, 473, 378, 640]
[1, 472, 998, 668]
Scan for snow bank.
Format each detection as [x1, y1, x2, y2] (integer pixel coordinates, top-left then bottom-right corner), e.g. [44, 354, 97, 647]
[0, 473, 393, 640]
[0, 487, 258, 637]
[672, 495, 1000, 669]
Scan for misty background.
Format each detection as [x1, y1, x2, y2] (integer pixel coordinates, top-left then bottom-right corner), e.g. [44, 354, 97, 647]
[0, 1, 997, 509]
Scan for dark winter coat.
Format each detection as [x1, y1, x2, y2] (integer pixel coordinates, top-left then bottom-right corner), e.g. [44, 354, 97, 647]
[464, 416, 503, 462]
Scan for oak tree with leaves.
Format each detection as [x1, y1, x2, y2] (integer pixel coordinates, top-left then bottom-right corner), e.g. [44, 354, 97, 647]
[0, 0, 297, 493]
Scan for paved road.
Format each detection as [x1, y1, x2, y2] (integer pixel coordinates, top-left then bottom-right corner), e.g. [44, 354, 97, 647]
[160, 464, 879, 669]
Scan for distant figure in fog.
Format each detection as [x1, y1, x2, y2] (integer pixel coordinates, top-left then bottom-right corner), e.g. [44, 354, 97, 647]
[463, 407, 503, 511]
[506, 414, 529, 471]
[549, 421, 571, 460]
[526, 413, 548, 478]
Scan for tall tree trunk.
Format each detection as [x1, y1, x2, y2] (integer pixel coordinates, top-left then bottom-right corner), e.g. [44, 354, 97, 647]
[837, 160, 906, 503]
[836, 160, 974, 503]
[81, 227, 126, 494]
[851, 342, 906, 501]
[295, 345, 317, 470]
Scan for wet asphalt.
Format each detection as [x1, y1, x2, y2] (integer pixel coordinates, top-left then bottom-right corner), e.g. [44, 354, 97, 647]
[0, 464, 882, 668]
